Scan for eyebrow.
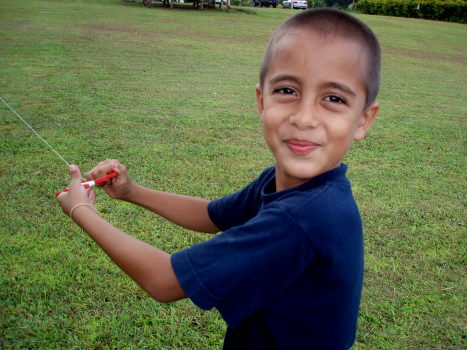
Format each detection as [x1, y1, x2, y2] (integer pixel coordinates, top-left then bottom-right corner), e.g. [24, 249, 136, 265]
[268, 74, 301, 86]
[268, 74, 358, 98]
[319, 82, 357, 97]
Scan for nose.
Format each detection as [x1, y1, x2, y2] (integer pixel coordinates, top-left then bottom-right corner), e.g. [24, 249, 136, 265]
[289, 101, 318, 130]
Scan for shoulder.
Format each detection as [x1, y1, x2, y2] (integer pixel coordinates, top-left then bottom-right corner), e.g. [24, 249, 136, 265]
[286, 182, 359, 225]
[269, 167, 362, 245]
[269, 164, 356, 216]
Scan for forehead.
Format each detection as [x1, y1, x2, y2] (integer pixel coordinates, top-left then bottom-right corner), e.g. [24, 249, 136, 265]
[273, 26, 367, 60]
[267, 28, 368, 92]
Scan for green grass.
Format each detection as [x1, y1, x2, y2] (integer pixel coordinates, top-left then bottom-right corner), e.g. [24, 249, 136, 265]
[0, 1, 465, 348]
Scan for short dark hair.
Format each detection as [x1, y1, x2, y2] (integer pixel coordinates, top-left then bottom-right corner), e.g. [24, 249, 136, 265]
[259, 8, 381, 109]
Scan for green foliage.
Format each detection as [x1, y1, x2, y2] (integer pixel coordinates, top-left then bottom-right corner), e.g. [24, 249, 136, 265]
[306, 0, 328, 8]
[357, 0, 467, 23]
[326, 0, 355, 9]
[0, 0, 465, 349]
[231, 0, 253, 6]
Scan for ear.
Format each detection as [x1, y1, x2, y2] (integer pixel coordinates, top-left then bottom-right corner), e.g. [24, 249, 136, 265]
[354, 101, 379, 141]
[255, 84, 264, 121]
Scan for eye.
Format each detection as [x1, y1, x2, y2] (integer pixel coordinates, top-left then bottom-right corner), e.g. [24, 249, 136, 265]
[324, 95, 346, 104]
[274, 87, 296, 95]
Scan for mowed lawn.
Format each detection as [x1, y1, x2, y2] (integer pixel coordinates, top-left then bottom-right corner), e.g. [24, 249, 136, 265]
[0, 0, 465, 348]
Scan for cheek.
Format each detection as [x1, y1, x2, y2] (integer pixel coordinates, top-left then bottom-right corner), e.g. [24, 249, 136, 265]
[261, 107, 285, 132]
[262, 121, 279, 146]
[263, 101, 294, 124]
[326, 118, 358, 144]
[261, 117, 284, 153]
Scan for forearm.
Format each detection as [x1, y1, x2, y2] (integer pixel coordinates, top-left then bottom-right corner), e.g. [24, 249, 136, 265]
[71, 205, 186, 302]
[84, 160, 218, 233]
[122, 184, 219, 233]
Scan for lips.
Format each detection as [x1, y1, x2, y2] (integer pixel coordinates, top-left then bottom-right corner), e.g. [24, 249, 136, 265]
[285, 139, 319, 156]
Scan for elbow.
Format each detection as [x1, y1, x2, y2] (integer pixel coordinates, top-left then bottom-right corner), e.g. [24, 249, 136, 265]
[143, 279, 186, 303]
[204, 222, 221, 234]
[136, 252, 186, 303]
[142, 281, 170, 302]
[147, 287, 183, 303]
[148, 291, 171, 303]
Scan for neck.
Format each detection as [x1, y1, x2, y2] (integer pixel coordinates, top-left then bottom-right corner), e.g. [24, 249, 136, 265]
[274, 171, 309, 192]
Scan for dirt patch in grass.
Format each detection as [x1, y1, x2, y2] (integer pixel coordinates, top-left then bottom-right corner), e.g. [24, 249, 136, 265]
[81, 23, 139, 34]
[385, 46, 467, 65]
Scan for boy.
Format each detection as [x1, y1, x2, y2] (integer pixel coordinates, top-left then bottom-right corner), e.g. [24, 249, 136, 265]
[57, 8, 380, 349]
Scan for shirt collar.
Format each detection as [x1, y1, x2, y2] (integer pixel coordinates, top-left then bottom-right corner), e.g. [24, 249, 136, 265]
[261, 163, 349, 203]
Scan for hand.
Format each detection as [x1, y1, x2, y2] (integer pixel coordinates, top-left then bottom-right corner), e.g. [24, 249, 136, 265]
[57, 165, 96, 216]
[86, 159, 134, 200]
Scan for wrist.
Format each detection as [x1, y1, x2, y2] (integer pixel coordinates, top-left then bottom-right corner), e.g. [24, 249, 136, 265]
[119, 182, 139, 202]
[69, 203, 98, 222]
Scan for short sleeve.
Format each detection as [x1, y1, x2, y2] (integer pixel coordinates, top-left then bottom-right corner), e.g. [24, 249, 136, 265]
[208, 167, 274, 231]
[171, 206, 314, 328]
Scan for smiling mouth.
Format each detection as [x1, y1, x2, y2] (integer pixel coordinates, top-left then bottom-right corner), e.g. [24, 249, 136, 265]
[286, 140, 319, 156]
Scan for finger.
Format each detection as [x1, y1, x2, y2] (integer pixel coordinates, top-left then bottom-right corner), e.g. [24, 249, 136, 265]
[84, 171, 92, 181]
[118, 163, 127, 175]
[112, 162, 127, 178]
[93, 161, 123, 187]
[56, 189, 68, 203]
[85, 164, 106, 180]
[86, 159, 119, 180]
[69, 165, 83, 188]
[88, 188, 96, 204]
[111, 161, 120, 174]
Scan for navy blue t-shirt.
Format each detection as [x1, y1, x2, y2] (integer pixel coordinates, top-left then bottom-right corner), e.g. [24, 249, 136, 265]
[171, 164, 364, 349]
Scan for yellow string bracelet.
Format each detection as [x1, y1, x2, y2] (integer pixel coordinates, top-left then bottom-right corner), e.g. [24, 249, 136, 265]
[69, 203, 95, 221]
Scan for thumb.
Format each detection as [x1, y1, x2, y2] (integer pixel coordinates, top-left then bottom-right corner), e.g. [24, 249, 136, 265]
[116, 162, 127, 175]
[111, 161, 125, 176]
[110, 161, 120, 174]
[69, 164, 83, 188]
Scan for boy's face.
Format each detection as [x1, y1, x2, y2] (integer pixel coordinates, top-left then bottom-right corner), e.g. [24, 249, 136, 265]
[256, 29, 379, 191]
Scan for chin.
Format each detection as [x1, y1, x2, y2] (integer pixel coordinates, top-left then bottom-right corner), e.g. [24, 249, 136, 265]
[284, 162, 339, 181]
[281, 164, 321, 182]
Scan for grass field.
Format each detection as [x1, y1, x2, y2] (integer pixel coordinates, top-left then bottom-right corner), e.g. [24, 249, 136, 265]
[0, 0, 465, 348]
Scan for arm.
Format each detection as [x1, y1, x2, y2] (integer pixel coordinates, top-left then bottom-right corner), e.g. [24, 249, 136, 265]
[123, 185, 219, 234]
[86, 160, 220, 233]
[57, 165, 186, 303]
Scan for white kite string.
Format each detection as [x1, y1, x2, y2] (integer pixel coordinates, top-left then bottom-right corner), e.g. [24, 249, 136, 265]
[0, 96, 72, 167]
